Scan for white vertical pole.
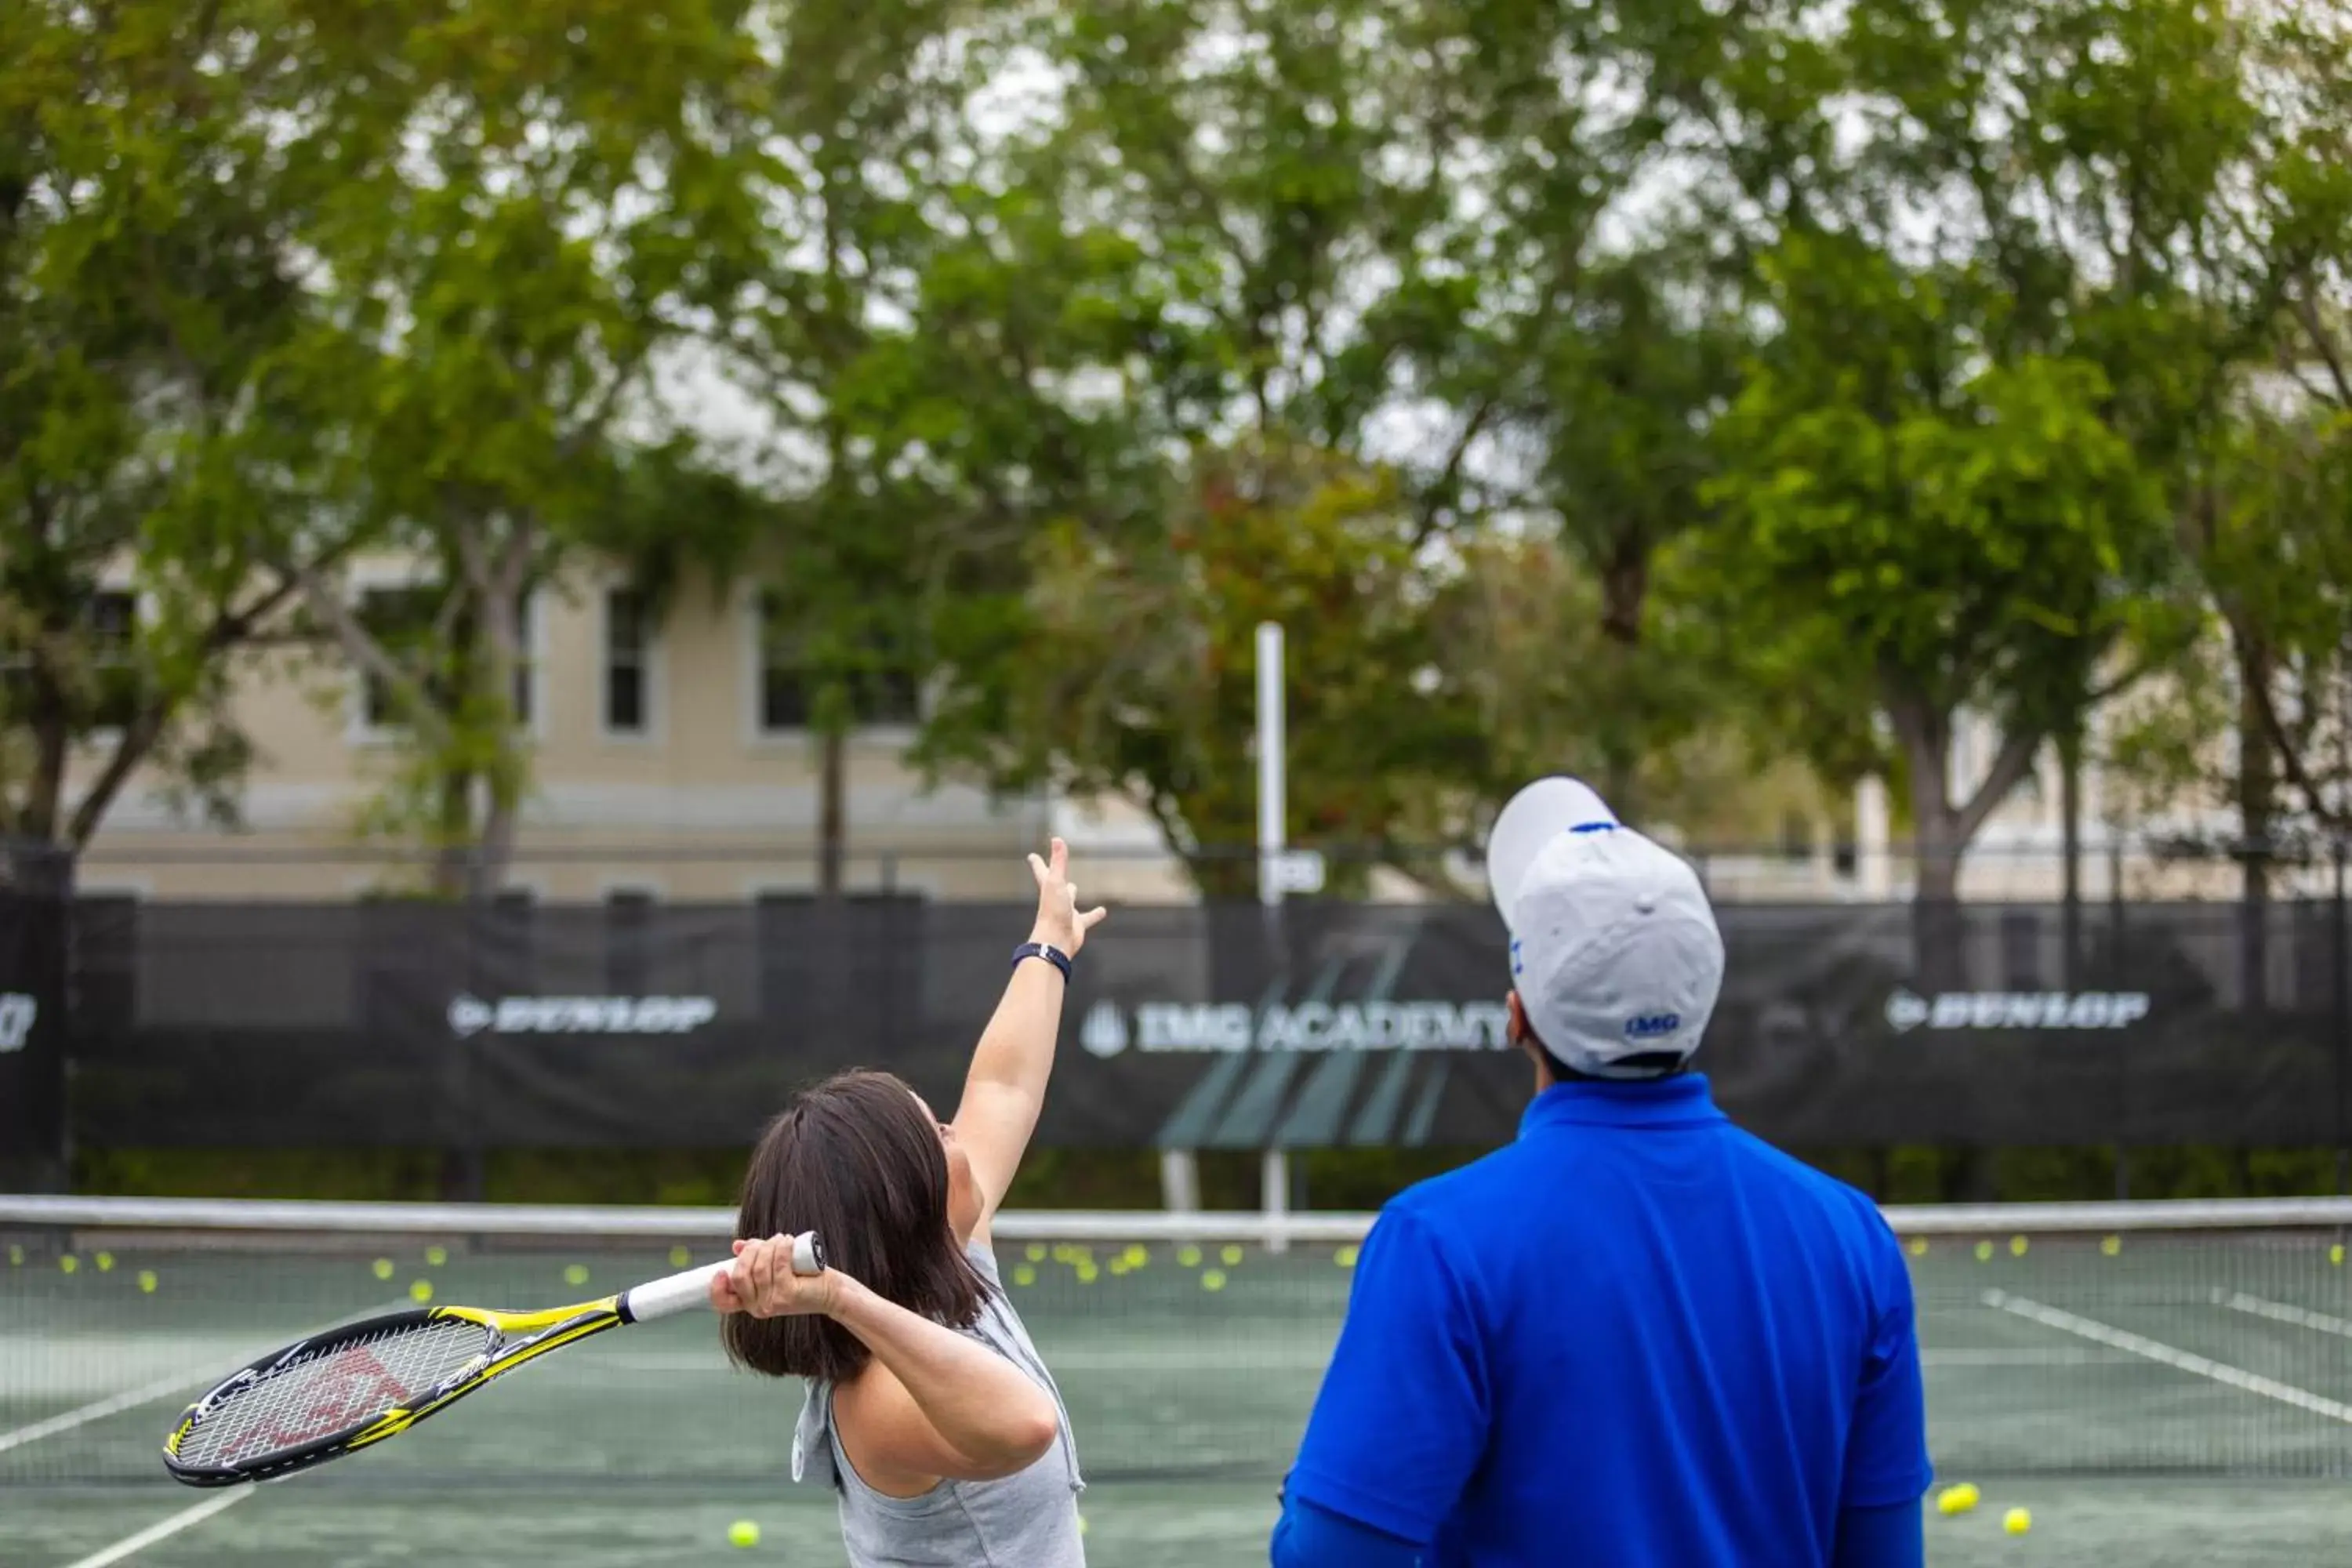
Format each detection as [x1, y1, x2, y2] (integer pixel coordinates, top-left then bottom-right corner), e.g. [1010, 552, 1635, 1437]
[1257, 622, 1290, 1252]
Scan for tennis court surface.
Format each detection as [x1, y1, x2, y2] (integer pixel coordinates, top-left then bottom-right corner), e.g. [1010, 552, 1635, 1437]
[6, 1196, 2352, 1566]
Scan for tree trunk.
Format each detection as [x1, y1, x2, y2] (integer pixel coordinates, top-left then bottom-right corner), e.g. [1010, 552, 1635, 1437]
[2238, 636, 2274, 1011]
[1897, 710, 1994, 1200]
[818, 725, 846, 900]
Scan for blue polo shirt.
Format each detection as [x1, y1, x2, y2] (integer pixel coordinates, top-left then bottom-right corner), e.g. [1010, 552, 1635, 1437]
[1282, 1075, 1930, 1566]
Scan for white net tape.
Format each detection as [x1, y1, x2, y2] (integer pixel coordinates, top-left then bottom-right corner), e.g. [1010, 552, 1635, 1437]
[176, 1319, 493, 1469]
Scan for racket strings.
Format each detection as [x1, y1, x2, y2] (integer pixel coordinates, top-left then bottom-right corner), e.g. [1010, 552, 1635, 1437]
[178, 1320, 495, 1469]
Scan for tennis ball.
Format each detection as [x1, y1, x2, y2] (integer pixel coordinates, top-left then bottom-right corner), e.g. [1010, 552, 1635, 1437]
[2009, 1236, 2028, 1258]
[60, 1254, 78, 1274]
[1123, 1244, 1149, 1269]
[1013, 1265, 1036, 1287]
[1026, 1243, 1048, 1263]
[671, 1246, 691, 1269]
[96, 1251, 114, 1272]
[1973, 1241, 1994, 1262]
[1907, 1238, 1928, 1258]
[728, 1519, 760, 1548]
[1075, 1262, 1099, 1284]
[2102, 1236, 2122, 1258]
[1334, 1245, 1359, 1269]
[424, 1245, 448, 1267]
[2003, 1508, 2031, 1535]
[1077, 1514, 1088, 1537]
[564, 1265, 590, 1287]
[137, 1270, 158, 1294]
[2332, 1244, 2346, 1268]
[1936, 1483, 1980, 1516]
[1108, 1258, 1131, 1277]
[409, 1279, 434, 1303]
[1201, 1269, 1227, 1292]
[1220, 1244, 1243, 1267]
[1176, 1245, 1202, 1269]
[372, 1258, 395, 1280]
[6, 1244, 20, 1265]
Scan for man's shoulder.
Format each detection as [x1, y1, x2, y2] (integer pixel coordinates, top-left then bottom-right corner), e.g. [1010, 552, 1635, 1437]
[1381, 1142, 1536, 1230]
[1721, 1125, 1900, 1243]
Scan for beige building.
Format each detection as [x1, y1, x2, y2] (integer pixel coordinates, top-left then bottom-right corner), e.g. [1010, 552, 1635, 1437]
[75, 561, 1052, 906]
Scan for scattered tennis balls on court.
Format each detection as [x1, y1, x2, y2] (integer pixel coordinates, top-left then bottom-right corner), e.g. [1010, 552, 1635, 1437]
[728, 1519, 761, 1548]
[671, 1246, 691, 1269]
[372, 1258, 395, 1280]
[1907, 1238, 1928, 1258]
[2009, 1236, 2028, 1258]
[1027, 1243, 1048, 1263]
[1201, 1269, 1228, 1292]
[1936, 1483, 1980, 1516]
[564, 1264, 590, 1287]
[2102, 1236, 2122, 1258]
[2003, 1508, 2031, 1535]
[409, 1279, 434, 1303]
[1013, 1265, 1036, 1287]
[1123, 1244, 1149, 1269]
[96, 1250, 114, 1272]
[1220, 1244, 1243, 1267]
[1973, 1241, 1994, 1262]
[59, 1254, 77, 1274]
[137, 1270, 158, 1294]
[1335, 1245, 1359, 1269]
[1177, 1244, 1202, 1269]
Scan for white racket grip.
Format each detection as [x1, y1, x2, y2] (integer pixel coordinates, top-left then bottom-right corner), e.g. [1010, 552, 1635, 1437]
[621, 1232, 825, 1323]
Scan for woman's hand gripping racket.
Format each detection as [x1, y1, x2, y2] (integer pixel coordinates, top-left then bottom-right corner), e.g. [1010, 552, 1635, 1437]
[162, 1232, 824, 1486]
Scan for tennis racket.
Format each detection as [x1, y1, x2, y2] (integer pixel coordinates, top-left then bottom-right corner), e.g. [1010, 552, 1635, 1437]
[162, 1232, 823, 1486]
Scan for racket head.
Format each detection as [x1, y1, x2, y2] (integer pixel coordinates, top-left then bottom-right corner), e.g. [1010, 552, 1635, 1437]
[162, 1298, 616, 1486]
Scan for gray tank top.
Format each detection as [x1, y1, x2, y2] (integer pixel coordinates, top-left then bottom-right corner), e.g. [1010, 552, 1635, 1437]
[791, 1243, 1086, 1568]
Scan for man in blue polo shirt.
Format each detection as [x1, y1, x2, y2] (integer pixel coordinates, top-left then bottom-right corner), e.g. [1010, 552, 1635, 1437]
[1271, 778, 1931, 1568]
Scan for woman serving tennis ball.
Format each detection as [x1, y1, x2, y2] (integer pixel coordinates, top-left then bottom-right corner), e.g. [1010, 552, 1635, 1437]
[715, 840, 1106, 1568]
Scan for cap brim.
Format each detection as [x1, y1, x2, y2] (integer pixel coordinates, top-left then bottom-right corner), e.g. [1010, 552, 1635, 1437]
[1485, 777, 1619, 929]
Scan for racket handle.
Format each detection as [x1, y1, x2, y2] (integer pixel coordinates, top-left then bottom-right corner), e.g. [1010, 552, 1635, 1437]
[620, 1232, 827, 1324]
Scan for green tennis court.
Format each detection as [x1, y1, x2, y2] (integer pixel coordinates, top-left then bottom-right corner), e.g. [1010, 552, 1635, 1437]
[6, 1200, 2352, 1565]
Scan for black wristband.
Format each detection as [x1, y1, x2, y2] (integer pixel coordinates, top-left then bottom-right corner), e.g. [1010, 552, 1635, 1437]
[1011, 942, 1072, 982]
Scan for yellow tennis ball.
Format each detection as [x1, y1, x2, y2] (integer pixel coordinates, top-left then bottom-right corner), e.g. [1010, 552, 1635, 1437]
[2009, 1236, 2028, 1258]
[372, 1258, 395, 1280]
[2102, 1236, 2122, 1258]
[670, 1246, 691, 1269]
[1335, 1244, 1359, 1269]
[1936, 1483, 1980, 1516]
[137, 1270, 158, 1294]
[1220, 1244, 1243, 1266]
[409, 1279, 434, 1303]
[2332, 1244, 2346, 1268]
[563, 1265, 590, 1287]
[1012, 1264, 1036, 1287]
[1973, 1241, 1993, 1262]
[1026, 1243, 1048, 1263]
[1075, 1262, 1099, 1284]
[1177, 1244, 1202, 1269]
[1077, 1514, 1088, 1537]
[2004, 1508, 2031, 1535]
[1907, 1238, 1928, 1258]
[1201, 1269, 1227, 1292]
[96, 1251, 114, 1272]
[728, 1519, 760, 1548]
[1123, 1244, 1149, 1269]
[1108, 1258, 1131, 1277]
[6, 1244, 20, 1265]
[425, 1245, 448, 1267]
[60, 1254, 78, 1274]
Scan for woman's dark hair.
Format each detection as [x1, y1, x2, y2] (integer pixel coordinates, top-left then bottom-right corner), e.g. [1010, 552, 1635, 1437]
[721, 1069, 987, 1383]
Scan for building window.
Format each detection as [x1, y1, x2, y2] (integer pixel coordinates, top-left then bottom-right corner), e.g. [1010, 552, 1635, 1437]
[358, 586, 534, 731]
[754, 592, 920, 735]
[604, 589, 652, 735]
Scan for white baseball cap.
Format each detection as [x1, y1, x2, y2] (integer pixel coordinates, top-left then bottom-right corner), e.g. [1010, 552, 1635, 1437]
[1485, 777, 1725, 1079]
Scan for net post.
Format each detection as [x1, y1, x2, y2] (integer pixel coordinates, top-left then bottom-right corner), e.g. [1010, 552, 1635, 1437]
[1261, 1145, 1290, 1254]
[1159, 1149, 1200, 1214]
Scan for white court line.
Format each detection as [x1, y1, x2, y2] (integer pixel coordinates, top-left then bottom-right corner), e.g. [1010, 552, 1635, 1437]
[2218, 1290, 2352, 1341]
[1920, 1347, 2125, 1367]
[1987, 1290, 2352, 1426]
[56, 1489, 251, 1568]
[0, 1299, 408, 1456]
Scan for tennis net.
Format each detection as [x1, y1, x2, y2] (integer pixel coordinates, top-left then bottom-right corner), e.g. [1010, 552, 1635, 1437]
[4, 1195, 2351, 1489]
